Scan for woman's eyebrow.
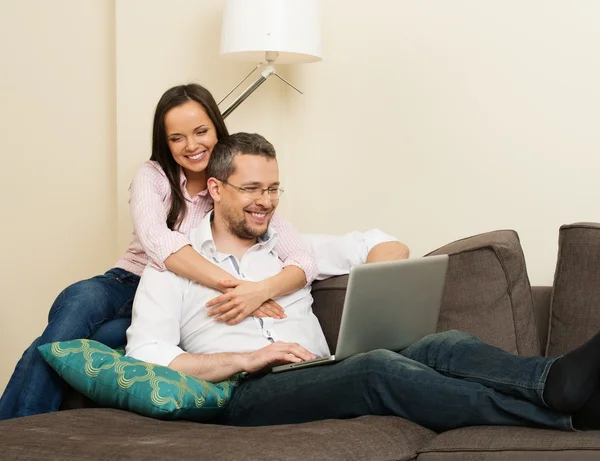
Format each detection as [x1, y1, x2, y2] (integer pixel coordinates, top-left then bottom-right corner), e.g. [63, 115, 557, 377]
[167, 125, 209, 137]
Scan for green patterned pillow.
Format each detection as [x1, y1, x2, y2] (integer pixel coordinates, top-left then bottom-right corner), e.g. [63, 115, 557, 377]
[38, 339, 239, 421]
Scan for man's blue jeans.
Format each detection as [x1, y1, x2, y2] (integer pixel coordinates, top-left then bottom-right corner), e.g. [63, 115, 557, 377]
[216, 330, 573, 432]
[0, 268, 138, 420]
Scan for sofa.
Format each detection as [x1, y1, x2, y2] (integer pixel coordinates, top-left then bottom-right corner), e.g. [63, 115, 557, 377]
[2, 223, 600, 460]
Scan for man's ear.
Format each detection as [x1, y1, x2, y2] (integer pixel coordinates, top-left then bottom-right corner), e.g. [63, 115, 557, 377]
[207, 177, 222, 203]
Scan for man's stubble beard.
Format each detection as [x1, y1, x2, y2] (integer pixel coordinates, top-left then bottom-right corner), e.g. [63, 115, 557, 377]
[221, 202, 271, 241]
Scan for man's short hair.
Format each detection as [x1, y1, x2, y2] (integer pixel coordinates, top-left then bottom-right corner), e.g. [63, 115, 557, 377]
[207, 132, 277, 182]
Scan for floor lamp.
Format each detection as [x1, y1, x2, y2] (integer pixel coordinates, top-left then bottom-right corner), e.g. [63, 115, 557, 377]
[219, 0, 322, 119]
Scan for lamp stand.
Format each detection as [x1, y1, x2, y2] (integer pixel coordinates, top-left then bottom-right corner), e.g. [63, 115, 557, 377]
[219, 52, 303, 119]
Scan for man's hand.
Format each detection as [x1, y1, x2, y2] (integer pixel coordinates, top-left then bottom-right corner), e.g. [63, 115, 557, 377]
[168, 341, 316, 382]
[241, 341, 317, 373]
[206, 280, 285, 324]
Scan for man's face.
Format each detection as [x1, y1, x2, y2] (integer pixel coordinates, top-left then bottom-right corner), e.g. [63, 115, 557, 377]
[218, 154, 280, 241]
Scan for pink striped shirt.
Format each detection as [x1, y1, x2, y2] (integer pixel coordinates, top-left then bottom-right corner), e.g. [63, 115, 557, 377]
[114, 161, 318, 284]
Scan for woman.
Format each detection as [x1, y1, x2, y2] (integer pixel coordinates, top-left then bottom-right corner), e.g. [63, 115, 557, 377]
[0, 83, 318, 420]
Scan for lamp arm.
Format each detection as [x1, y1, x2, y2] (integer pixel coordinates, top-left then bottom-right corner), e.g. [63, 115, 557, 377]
[272, 73, 303, 95]
[221, 66, 276, 119]
[218, 64, 261, 106]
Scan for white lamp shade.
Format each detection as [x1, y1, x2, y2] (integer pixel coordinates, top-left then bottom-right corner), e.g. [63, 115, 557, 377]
[220, 0, 322, 64]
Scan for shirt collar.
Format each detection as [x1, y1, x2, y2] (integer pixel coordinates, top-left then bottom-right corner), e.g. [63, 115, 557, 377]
[192, 212, 278, 261]
[179, 167, 208, 198]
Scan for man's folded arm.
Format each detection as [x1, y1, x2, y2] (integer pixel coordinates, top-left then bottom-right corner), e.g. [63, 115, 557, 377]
[303, 229, 410, 280]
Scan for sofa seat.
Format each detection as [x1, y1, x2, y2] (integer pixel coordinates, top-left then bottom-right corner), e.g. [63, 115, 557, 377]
[417, 426, 600, 460]
[0, 408, 435, 461]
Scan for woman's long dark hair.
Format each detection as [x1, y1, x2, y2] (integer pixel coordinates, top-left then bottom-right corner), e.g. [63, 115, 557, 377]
[150, 84, 229, 230]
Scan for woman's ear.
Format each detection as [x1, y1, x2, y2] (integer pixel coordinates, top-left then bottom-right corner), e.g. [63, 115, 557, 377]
[207, 177, 221, 202]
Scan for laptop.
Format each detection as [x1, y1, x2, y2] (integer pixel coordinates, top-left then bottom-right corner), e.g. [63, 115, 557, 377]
[272, 254, 449, 373]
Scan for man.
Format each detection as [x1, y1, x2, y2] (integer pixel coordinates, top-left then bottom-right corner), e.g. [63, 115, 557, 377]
[126, 132, 600, 432]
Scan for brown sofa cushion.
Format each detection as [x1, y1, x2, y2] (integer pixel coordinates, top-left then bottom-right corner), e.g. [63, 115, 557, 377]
[547, 223, 600, 357]
[311, 275, 348, 352]
[426, 230, 540, 356]
[531, 286, 552, 356]
[417, 426, 600, 460]
[0, 409, 435, 461]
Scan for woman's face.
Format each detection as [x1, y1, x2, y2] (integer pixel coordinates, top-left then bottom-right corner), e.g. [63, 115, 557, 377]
[164, 100, 218, 177]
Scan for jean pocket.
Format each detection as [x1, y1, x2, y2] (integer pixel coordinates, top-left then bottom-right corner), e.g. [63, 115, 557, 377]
[108, 269, 140, 287]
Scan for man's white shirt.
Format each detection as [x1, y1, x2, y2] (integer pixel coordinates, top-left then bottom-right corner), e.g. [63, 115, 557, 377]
[126, 211, 400, 367]
[126, 213, 330, 366]
[302, 229, 399, 280]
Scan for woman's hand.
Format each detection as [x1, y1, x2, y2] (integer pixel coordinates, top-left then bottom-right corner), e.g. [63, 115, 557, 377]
[206, 280, 286, 325]
[253, 299, 286, 319]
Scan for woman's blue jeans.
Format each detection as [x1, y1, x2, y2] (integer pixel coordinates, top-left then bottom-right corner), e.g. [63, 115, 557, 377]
[0, 268, 138, 420]
[216, 330, 573, 432]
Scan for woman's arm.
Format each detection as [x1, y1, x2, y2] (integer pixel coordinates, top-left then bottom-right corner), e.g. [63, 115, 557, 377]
[164, 245, 234, 291]
[207, 265, 306, 324]
[268, 212, 319, 290]
[130, 163, 233, 291]
[204, 212, 318, 324]
[165, 251, 307, 321]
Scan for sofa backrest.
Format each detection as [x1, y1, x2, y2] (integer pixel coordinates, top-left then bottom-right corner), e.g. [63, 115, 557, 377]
[312, 230, 542, 356]
[311, 275, 348, 353]
[312, 280, 553, 357]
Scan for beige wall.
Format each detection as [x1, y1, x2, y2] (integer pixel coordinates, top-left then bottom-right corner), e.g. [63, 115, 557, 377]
[2, 0, 599, 394]
[0, 1, 117, 393]
[282, 0, 600, 287]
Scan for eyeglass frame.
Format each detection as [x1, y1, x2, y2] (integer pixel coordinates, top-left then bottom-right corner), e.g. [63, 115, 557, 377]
[221, 181, 284, 200]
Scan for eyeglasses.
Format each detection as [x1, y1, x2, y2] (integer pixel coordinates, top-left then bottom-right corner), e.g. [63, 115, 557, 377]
[222, 181, 284, 200]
